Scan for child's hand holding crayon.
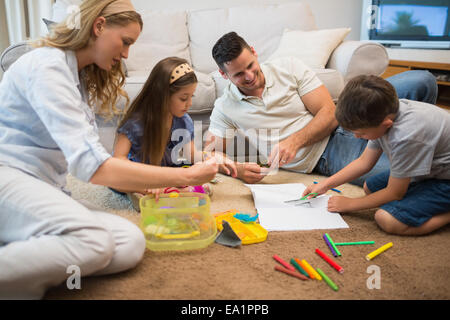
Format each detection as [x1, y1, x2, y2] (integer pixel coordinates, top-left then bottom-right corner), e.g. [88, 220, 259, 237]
[302, 181, 329, 199]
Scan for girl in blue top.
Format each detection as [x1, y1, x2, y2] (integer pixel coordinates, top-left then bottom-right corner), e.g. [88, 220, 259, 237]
[112, 57, 236, 207]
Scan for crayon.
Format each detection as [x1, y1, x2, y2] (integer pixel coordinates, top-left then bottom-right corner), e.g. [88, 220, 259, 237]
[315, 248, 344, 274]
[297, 260, 315, 279]
[366, 242, 393, 261]
[313, 181, 341, 193]
[325, 233, 341, 256]
[274, 265, 308, 281]
[323, 234, 338, 257]
[273, 254, 296, 271]
[316, 268, 339, 291]
[290, 258, 310, 278]
[335, 241, 375, 246]
[301, 259, 322, 281]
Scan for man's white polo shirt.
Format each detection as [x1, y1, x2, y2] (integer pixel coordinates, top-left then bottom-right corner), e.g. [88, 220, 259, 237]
[209, 56, 330, 173]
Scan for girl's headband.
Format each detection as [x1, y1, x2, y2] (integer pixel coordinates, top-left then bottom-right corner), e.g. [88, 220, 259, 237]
[102, 0, 136, 17]
[170, 63, 194, 84]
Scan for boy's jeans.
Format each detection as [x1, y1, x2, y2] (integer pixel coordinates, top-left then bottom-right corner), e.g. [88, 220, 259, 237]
[314, 70, 438, 186]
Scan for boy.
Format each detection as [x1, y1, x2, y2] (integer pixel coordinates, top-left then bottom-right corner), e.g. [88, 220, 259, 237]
[304, 75, 450, 235]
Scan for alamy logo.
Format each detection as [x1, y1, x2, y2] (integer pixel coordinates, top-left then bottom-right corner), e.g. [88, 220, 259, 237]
[366, 265, 381, 289]
[169, 122, 281, 170]
[66, 265, 81, 290]
[366, 5, 379, 30]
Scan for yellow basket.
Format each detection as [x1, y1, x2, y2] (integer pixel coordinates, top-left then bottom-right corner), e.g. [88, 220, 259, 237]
[139, 192, 217, 251]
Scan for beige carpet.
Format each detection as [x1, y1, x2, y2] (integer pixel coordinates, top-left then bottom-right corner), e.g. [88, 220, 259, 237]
[44, 170, 450, 300]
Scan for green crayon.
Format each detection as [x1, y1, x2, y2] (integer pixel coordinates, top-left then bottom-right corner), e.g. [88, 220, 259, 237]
[316, 268, 338, 291]
[290, 258, 310, 278]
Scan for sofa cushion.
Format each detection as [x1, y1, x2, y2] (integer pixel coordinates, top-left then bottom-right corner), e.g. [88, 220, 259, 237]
[327, 41, 389, 82]
[126, 9, 191, 73]
[268, 28, 351, 69]
[313, 69, 345, 101]
[121, 69, 215, 114]
[189, 71, 216, 114]
[188, 2, 317, 74]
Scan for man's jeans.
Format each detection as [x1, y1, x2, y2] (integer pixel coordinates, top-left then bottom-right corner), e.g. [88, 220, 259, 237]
[314, 70, 438, 186]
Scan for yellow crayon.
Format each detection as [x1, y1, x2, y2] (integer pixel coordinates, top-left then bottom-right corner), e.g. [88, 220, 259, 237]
[366, 242, 393, 261]
[301, 259, 322, 281]
[298, 260, 315, 279]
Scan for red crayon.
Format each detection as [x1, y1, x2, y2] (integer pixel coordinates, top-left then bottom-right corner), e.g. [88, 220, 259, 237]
[273, 254, 296, 271]
[274, 265, 308, 281]
[315, 248, 344, 274]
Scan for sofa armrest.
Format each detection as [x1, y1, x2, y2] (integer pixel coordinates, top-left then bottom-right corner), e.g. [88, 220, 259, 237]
[327, 41, 389, 83]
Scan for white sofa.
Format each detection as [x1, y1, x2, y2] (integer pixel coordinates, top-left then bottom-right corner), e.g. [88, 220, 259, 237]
[51, 1, 389, 153]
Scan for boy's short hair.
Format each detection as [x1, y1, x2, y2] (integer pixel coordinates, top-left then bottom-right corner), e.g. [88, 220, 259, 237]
[212, 31, 251, 72]
[336, 75, 399, 130]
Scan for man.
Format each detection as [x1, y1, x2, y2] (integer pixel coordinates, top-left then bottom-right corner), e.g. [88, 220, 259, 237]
[207, 31, 438, 185]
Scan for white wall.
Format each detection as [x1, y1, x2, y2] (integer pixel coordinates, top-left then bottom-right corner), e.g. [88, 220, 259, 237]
[0, 0, 10, 80]
[0, 1, 10, 50]
[131, 0, 363, 40]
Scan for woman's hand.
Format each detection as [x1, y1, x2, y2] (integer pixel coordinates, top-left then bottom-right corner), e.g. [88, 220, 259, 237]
[185, 157, 218, 186]
[145, 188, 163, 201]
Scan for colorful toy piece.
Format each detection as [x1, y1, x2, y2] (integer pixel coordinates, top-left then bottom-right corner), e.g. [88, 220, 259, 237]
[213, 210, 267, 245]
[233, 213, 259, 223]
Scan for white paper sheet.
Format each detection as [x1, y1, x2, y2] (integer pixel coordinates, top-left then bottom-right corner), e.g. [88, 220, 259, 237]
[245, 183, 349, 231]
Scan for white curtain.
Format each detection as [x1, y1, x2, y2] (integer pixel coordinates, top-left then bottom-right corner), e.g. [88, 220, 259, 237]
[4, 0, 54, 45]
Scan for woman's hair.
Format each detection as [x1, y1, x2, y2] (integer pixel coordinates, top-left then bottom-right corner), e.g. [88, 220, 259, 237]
[118, 57, 197, 166]
[336, 75, 399, 130]
[33, 0, 143, 119]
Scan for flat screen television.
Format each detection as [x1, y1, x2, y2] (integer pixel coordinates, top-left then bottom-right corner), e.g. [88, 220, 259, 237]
[364, 0, 450, 49]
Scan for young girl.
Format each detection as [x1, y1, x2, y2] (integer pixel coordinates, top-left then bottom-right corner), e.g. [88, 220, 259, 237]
[0, 0, 217, 299]
[112, 57, 237, 210]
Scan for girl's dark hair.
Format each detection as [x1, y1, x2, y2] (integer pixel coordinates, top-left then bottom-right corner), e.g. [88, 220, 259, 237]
[118, 57, 197, 165]
[336, 75, 399, 130]
[212, 31, 251, 72]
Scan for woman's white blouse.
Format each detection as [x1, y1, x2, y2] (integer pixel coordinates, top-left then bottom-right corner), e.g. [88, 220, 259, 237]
[0, 47, 111, 188]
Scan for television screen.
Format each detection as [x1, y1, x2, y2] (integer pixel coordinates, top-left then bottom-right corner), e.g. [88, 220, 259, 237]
[370, 0, 450, 41]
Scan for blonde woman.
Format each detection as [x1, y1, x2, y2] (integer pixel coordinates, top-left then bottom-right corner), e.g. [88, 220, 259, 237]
[0, 0, 218, 299]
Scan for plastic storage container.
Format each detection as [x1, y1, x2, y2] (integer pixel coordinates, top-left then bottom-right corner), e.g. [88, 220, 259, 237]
[139, 192, 217, 251]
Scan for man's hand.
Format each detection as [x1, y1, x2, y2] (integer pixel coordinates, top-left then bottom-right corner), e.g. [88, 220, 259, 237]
[212, 152, 238, 178]
[267, 135, 298, 166]
[236, 162, 265, 184]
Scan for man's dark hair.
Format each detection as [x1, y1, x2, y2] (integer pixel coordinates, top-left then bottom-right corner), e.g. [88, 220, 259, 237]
[336, 75, 399, 130]
[212, 32, 251, 72]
